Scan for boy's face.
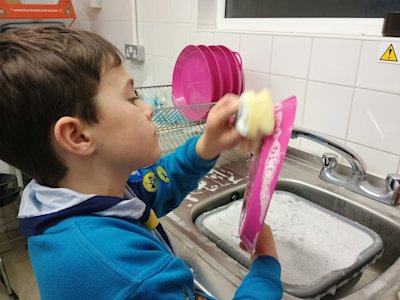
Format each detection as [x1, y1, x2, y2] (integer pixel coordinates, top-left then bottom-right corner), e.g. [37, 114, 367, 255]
[90, 64, 161, 172]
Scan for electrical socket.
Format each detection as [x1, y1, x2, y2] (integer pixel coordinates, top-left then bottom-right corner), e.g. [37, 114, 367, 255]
[125, 44, 145, 62]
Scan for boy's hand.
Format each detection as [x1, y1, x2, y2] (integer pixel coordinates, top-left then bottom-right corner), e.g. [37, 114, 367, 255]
[196, 94, 242, 160]
[240, 224, 278, 264]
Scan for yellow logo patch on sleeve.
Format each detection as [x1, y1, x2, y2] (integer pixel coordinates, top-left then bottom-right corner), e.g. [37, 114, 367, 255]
[143, 172, 158, 192]
[156, 166, 170, 183]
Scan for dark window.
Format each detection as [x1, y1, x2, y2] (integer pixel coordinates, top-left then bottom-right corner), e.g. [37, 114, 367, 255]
[226, 0, 400, 18]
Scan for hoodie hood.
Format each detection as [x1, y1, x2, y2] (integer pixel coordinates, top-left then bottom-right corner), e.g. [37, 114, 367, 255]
[18, 180, 147, 237]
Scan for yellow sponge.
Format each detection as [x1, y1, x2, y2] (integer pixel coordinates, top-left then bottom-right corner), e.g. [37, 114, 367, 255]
[236, 89, 275, 140]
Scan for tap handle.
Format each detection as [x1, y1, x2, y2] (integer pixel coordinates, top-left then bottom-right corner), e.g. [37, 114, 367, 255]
[322, 152, 338, 169]
[385, 174, 400, 192]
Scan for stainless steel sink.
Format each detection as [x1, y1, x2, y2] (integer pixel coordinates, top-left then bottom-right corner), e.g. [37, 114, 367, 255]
[161, 148, 400, 300]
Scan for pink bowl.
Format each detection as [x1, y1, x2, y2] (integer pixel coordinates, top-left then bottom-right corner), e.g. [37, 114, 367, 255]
[197, 45, 223, 100]
[239, 96, 297, 252]
[209, 45, 233, 95]
[217, 45, 243, 95]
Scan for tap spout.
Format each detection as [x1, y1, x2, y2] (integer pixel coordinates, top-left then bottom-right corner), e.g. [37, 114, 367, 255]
[291, 127, 367, 177]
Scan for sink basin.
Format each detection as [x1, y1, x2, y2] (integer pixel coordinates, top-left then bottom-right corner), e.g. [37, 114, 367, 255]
[194, 188, 385, 299]
[161, 149, 400, 300]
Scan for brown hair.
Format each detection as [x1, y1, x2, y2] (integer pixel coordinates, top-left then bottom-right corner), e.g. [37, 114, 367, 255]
[0, 26, 122, 186]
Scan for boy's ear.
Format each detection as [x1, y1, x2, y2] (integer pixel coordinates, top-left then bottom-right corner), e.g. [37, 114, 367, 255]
[53, 117, 95, 156]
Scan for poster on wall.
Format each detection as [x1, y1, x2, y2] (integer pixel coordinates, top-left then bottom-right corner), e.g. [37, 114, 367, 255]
[0, 0, 75, 28]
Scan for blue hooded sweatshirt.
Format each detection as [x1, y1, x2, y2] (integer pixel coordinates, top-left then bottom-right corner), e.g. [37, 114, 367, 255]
[18, 136, 283, 300]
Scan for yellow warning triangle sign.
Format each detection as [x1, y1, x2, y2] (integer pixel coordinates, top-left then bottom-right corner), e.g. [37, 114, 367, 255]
[380, 44, 397, 62]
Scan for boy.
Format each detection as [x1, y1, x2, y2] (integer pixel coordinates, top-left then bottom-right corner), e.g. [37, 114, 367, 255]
[0, 26, 282, 299]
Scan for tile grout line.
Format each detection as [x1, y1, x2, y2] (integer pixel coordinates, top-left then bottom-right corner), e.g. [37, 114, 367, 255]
[344, 40, 364, 147]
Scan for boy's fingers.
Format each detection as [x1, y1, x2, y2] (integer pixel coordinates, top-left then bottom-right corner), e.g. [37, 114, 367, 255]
[239, 242, 250, 253]
[223, 129, 242, 146]
[255, 224, 279, 260]
[211, 94, 239, 119]
[239, 139, 251, 155]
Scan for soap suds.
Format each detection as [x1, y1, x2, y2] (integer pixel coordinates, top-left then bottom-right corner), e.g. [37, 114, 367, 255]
[185, 195, 199, 203]
[259, 110, 282, 224]
[193, 168, 242, 193]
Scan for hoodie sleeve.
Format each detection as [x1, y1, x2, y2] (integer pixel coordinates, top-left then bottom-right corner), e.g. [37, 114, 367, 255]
[127, 135, 218, 217]
[233, 256, 283, 300]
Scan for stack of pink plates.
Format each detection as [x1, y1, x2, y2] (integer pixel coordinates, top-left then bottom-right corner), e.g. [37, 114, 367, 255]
[172, 45, 244, 121]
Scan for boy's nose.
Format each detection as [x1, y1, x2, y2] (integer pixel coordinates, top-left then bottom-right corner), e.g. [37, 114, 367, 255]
[143, 102, 154, 120]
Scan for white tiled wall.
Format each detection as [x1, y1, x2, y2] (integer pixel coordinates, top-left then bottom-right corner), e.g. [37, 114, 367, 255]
[240, 34, 272, 73]
[271, 36, 313, 79]
[70, 0, 134, 53]
[303, 81, 353, 139]
[309, 38, 361, 86]
[67, 0, 400, 178]
[347, 89, 400, 155]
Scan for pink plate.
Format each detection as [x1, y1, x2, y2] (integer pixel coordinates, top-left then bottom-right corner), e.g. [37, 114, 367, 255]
[198, 45, 223, 100]
[234, 51, 245, 93]
[172, 45, 213, 120]
[209, 45, 233, 95]
[218, 45, 243, 95]
[239, 96, 297, 252]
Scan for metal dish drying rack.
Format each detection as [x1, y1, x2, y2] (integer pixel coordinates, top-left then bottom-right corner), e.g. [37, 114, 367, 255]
[135, 85, 215, 155]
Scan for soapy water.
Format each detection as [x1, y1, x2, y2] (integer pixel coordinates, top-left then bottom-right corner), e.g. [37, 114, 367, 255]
[201, 191, 375, 286]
